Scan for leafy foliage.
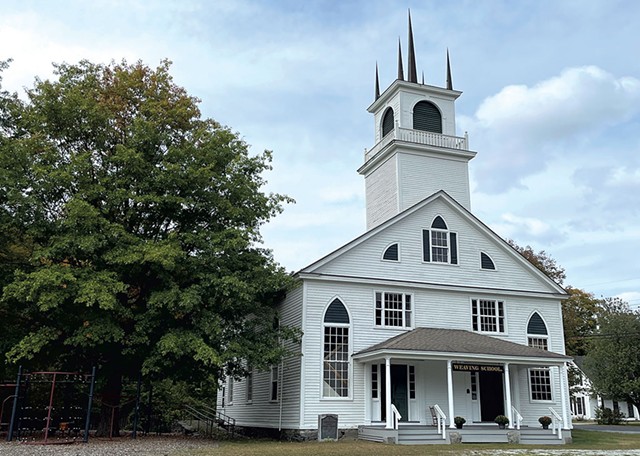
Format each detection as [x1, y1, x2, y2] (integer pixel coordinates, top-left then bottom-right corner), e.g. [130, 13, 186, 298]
[0, 59, 297, 399]
[584, 301, 640, 412]
[507, 239, 566, 285]
[595, 407, 625, 425]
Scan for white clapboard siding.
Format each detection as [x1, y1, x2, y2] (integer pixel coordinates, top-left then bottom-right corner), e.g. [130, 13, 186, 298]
[397, 151, 471, 211]
[365, 155, 398, 229]
[299, 277, 564, 428]
[310, 196, 561, 295]
[217, 285, 303, 429]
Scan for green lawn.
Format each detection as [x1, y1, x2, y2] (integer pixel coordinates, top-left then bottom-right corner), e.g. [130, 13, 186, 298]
[186, 429, 640, 456]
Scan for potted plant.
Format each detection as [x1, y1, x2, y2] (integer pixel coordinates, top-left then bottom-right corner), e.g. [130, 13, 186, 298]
[494, 414, 509, 429]
[538, 415, 552, 429]
[454, 416, 466, 429]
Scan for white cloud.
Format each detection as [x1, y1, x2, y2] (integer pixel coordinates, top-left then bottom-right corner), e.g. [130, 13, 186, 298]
[462, 66, 640, 194]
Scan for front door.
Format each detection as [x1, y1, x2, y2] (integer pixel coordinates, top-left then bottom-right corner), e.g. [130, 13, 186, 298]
[479, 370, 504, 422]
[380, 364, 409, 422]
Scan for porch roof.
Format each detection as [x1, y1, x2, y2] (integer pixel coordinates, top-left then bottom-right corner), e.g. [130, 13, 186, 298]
[353, 327, 571, 364]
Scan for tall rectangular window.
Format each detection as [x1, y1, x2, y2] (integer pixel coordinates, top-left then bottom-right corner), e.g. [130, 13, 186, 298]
[371, 364, 378, 399]
[409, 365, 416, 399]
[270, 366, 279, 401]
[228, 376, 234, 405]
[246, 366, 253, 403]
[527, 332, 552, 402]
[375, 292, 412, 328]
[471, 299, 505, 333]
[323, 326, 349, 397]
[529, 368, 552, 401]
[431, 230, 449, 262]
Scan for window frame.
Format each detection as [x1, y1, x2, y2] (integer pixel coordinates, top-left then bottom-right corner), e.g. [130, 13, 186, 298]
[528, 367, 553, 402]
[374, 291, 414, 329]
[321, 298, 352, 400]
[471, 298, 506, 334]
[270, 365, 279, 402]
[227, 376, 234, 405]
[422, 216, 458, 265]
[382, 242, 400, 262]
[246, 365, 253, 404]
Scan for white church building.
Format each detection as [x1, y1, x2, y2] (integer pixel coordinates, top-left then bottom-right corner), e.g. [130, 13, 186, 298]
[217, 14, 573, 445]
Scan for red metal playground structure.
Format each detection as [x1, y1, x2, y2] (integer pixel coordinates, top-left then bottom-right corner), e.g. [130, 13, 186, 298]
[2, 367, 99, 444]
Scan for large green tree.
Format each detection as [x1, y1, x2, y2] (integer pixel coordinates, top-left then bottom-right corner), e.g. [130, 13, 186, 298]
[583, 300, 640, 412]
[0, 60, 297, 431]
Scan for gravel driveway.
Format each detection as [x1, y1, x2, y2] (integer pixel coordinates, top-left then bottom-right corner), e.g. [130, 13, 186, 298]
[0, 437, 218, 456]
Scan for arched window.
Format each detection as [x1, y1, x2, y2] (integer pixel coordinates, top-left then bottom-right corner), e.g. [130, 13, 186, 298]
[527, 312, 548, 349]
[480, 252, 496, 270]
[422, 216, 457, 264]
[413, 101, 442, 133]
[323, 299, 350, 398]
[383, 243, 399, 261]
[382, 107, 395, 137]
[527, 312, 552, 401]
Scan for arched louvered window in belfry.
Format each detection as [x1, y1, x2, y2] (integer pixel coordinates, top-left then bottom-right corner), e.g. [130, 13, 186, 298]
[323, 298, 350, 398]
[413, 101, 442, 133]
[382, 107, 395, 137]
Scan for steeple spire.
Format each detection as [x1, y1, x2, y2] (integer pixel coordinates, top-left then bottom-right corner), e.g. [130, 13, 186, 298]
[375, 62, 380, 100]
[407, 10, 418, 83]
[446, 48, 453, 90]
[397, 38, 404, 80]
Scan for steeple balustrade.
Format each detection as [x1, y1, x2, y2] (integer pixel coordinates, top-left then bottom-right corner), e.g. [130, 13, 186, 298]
[365, 126, 468, 162]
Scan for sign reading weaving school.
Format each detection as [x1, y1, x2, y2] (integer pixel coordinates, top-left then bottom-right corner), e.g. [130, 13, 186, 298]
[452, 363, 504, 373]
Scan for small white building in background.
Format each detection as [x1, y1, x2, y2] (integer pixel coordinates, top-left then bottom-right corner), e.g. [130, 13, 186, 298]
[217, 14, 573, 444]
[569, 359, 640, 422]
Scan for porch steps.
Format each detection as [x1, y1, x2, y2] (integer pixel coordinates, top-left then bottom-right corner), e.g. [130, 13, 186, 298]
[398, 426, 445, 445]
[519, 428, 566, 445]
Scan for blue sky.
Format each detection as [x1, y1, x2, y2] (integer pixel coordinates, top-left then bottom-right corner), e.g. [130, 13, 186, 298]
[1, 0, 639, 307]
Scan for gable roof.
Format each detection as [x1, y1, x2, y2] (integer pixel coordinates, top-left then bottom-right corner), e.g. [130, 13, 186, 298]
[354, 327, 571, 364]
[298, 190, 566, 296]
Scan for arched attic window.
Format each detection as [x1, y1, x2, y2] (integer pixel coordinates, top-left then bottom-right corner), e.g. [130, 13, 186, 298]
[323, 299, 350, 398]
[480, 252, 496, 270]
[382, 107, 394, 137]
[413, 100, 442, 133]
[422, 216, 457, 264]
[383, 243, 399, 261]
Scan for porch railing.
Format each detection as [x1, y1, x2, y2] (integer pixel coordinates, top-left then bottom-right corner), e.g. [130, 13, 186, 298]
[511, 406, 523, 430]
[433, 404, 447, 440]
[391, 404, 402, 430]
[548, 407, 563, 440]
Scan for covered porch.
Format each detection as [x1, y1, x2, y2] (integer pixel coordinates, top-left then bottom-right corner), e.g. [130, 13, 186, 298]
[353, 327, 573, 445]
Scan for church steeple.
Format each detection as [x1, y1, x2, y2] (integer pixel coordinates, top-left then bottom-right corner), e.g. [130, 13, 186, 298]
[397, 38, 404, 80]
[407, 10, 418, 83]
[446, 49, 453, 90]
[375, 63, 380, 100]
[360, 12, 476, 230]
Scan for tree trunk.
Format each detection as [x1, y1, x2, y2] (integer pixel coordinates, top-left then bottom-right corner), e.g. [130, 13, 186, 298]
[95, 370, 123, 437]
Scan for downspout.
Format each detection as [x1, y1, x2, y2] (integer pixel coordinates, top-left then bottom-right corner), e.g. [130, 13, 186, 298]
[278, 360, 284, 431]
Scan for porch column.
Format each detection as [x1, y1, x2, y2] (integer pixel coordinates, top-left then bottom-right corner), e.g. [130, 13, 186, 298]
[447, 360, 455, 428]
[559, 363, 569, 429]
[385, 357, 392, 429]
[504, 363, 513, 428]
